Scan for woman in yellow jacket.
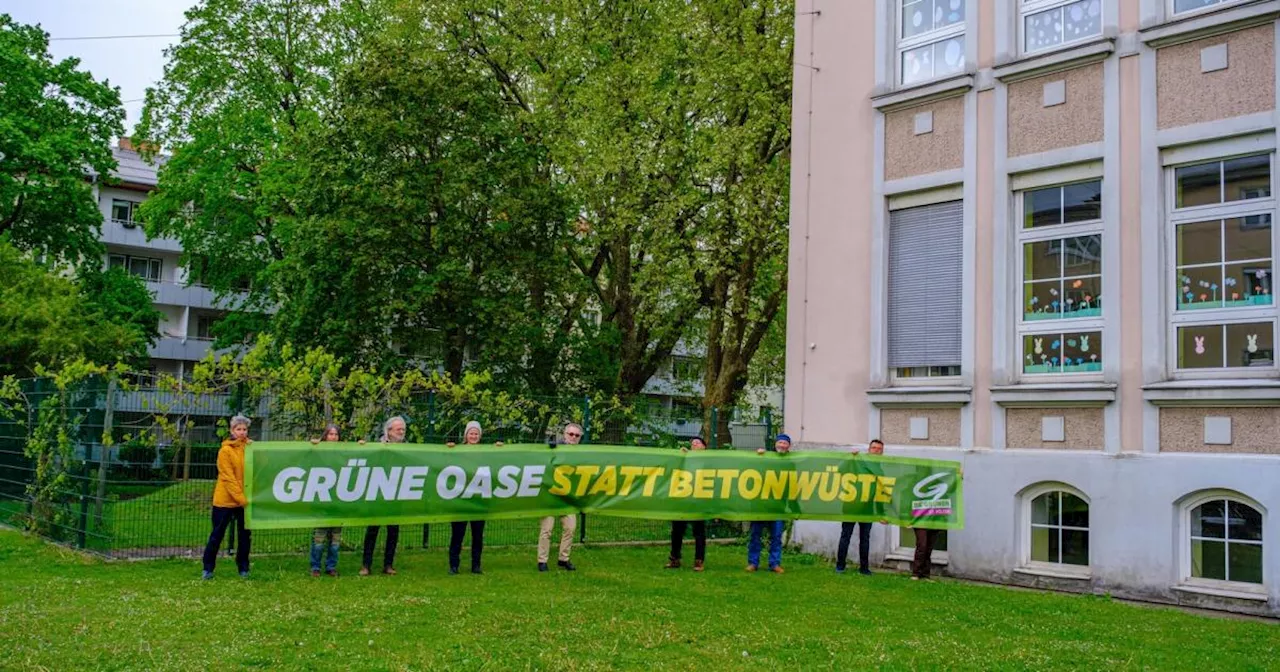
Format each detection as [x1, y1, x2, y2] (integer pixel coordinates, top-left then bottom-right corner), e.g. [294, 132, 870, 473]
[201, 415, 253, 579]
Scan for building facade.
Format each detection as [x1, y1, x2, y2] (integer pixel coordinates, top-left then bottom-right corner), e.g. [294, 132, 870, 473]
[785, 0, 1280, 615]
[95, 139, 248, 379]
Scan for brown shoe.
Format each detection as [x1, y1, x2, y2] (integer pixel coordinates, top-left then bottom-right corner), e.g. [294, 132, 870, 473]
[693, 560, 704, 572]
[771, 566, 785, 574]
[745, 564, 757, 572]
[310, 569, 321, 578]
[358, 567, 370, 576]
[665, 558, 681, 569]
[383, 566, 397, 575]
[325, 570, 338, 577]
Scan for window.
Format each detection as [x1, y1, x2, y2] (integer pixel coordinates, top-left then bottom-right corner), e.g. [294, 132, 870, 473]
[671, 356, 704, 382]
[1029, 490, 1089, 566]
[111, 199, 139, 227]
[888, 201, 964, 380]
[195, 315, 220, 341]
[1168, 155, 1276, 373]
[1017, 180, 1104, 376]
[1022, 0, 1103, 54]
[108, 254, 162, 282]
[1172, 0, 1247, 16]
[897, 0, 966, 86]
[1187, 496, 1263, 585]
[897, 528, 949, 553]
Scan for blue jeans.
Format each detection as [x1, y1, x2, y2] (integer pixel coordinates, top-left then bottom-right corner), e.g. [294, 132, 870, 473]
[747, 520, 785, 568]
[310, 527, 341, 572]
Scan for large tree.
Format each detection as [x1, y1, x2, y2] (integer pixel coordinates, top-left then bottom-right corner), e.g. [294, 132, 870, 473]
[0, 14, 124, 263]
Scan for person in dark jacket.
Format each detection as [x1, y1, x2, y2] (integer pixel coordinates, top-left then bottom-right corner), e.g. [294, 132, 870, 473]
[447, 421, 487, 574]
[836, 439, 885, 575]
[667, 436, 709, 571]
[360, 416, 406, 576]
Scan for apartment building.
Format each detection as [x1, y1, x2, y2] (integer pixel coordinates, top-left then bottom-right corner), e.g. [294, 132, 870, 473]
[785, 0, 1280, 615]
[95, 139, 247, 379]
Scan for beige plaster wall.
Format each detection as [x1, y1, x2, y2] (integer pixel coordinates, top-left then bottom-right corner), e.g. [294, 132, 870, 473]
[1160, 407, 1280, 454]
[1119, 53, 1143, 452]
[880, 408, 962, 447]
[1156, 25, 1275, 130]
[1008, 63, 1104, 157]
[1005, 408, 1105, 450]
[884, 95, 966, 181]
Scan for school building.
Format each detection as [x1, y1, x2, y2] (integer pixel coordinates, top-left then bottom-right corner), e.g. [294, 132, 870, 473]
[784, 0, 1280, 616]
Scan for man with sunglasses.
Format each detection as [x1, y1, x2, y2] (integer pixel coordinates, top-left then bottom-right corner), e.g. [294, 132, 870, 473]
[537, 423, 584, 572]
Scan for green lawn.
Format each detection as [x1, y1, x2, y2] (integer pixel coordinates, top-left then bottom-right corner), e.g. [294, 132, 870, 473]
[0, 530, 1276, 671]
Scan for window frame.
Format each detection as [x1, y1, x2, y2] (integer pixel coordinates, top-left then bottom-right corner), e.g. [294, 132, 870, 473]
[1179, 491, 1266, 592]
[1020, 484, 1091, 572]
[1019, 0, 1105, 56]
[110, 198, 140, 226]
[108, 253, 162, 283]
[195, 314, 219, 341]
[1167, 0, 1250, 20]
[1165, 153, 1278, 378]
[895, 0, 968, 87]
[891, 525, 950, 562]
[1015, 179, 1106, 382]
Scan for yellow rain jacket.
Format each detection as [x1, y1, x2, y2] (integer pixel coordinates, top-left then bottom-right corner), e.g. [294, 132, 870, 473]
[212, 438, 248, 508]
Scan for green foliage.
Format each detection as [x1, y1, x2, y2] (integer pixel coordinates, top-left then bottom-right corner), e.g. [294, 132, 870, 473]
[0, 242, 156, 377]
[0, 14, 124, 263]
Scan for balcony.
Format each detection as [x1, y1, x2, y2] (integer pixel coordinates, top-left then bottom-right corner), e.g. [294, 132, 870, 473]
[100, 218, 182, 253]
[143, 281, 249, 311]
[148, 336, 216, 362]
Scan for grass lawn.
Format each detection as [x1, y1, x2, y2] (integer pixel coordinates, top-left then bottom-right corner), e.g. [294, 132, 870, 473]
[1, 530, 1276, 671]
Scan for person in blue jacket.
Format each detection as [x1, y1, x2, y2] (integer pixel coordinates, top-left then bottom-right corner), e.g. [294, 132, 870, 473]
[746, 434, 791, 573]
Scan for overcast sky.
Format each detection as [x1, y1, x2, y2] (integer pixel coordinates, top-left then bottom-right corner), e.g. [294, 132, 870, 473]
[8, 0, 199, 133]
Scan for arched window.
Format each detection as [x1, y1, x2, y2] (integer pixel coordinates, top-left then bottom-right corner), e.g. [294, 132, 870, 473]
[1020, 484, 1090, 571]
[1187, 495, 1264, 585]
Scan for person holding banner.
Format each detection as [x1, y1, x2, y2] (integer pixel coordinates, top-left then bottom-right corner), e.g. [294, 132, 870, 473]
[667, 436, 709, 571]
[836, 439, 885, 576]
[447, 420, 487, 575]
[537, 423, 582, 572]
[201, 415, 253, 580]
[307, 424, 343, 577]
[746, 434, 791, 574]
[360, 416, 407, 576]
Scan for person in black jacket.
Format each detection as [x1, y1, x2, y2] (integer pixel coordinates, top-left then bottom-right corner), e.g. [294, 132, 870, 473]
[667, 436, 709, 571]
[836, 439, 885, 575]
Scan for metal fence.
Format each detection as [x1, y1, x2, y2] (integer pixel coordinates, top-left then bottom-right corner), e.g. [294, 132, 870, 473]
[0, 377, 777, 558]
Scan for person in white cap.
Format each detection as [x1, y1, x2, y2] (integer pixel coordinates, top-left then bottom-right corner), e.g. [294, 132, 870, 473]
[447, 420, 487, 574]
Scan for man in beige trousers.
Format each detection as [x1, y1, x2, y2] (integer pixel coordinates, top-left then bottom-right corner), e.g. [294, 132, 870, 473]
[538, 423, 583, 572]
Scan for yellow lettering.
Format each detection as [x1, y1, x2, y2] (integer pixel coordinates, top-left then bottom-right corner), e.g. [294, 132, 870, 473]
[693, 469, 716, 499]
[619, 466, 644, 495]
[738, 469, 763, 499]
[573, 465, 600, 497]
[793, 470, 822, 500]
[641, 467, 665, 496]
[762, 470, 788, 500]
[839, 473, 859, 503]
[857, 474, 877, 503]
[669, 469, 693, 498]
[588, 465, 618, 496]
[716, 469, 740, 498]
[874, 476, 896, 504]
[549, 465, 575, 496]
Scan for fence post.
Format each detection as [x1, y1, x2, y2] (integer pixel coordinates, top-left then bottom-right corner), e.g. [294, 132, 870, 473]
[578, 512, 586, 544]
[710, 407, 719, 449]
[93, 377, 117, 531]
[427, 390, 437, 443]
[581, 396, 592, 444]
[77, 459, 90, 549]
[763, 407, 773, 450]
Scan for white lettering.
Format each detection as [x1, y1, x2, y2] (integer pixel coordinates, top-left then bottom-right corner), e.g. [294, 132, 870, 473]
[303, 467, 337, 502]
[273, 467, 306, 503]
[494, 465, 521, 498]
[366, 467, 402, 501]
[397, 466, 430, 500]
[518, 465, 545, 498]
[463, 467, 493, 499]
[436, 466, 466, 500]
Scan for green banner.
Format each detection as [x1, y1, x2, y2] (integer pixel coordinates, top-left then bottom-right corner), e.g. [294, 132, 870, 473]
[244, 442, 964, 530]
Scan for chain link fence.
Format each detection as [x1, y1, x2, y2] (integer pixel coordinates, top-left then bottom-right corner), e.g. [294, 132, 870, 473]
[0, 376, 780, 559]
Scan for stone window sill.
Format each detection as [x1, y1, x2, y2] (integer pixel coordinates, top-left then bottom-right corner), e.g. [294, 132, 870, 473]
[993, 38, 1114, 83]
[868, 386, 972, 408]
[992, 382, 1116, 408]
[1013, 565, 1092, 581]
[1140, 0, 1280, 48]
[871, 74, 974, 113]
[1172, 582, 1269, 602]
[1143, 380, 1280, 407]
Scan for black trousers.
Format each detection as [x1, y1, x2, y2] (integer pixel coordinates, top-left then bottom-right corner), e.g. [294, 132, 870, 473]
[362, 525, 400, 570]
[670, 520, 707, 562]
[912, 528, 940, 578]
[448, 520, 486, 569]
[836, 521, 872, 571]
[202, 506, 250, 573]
